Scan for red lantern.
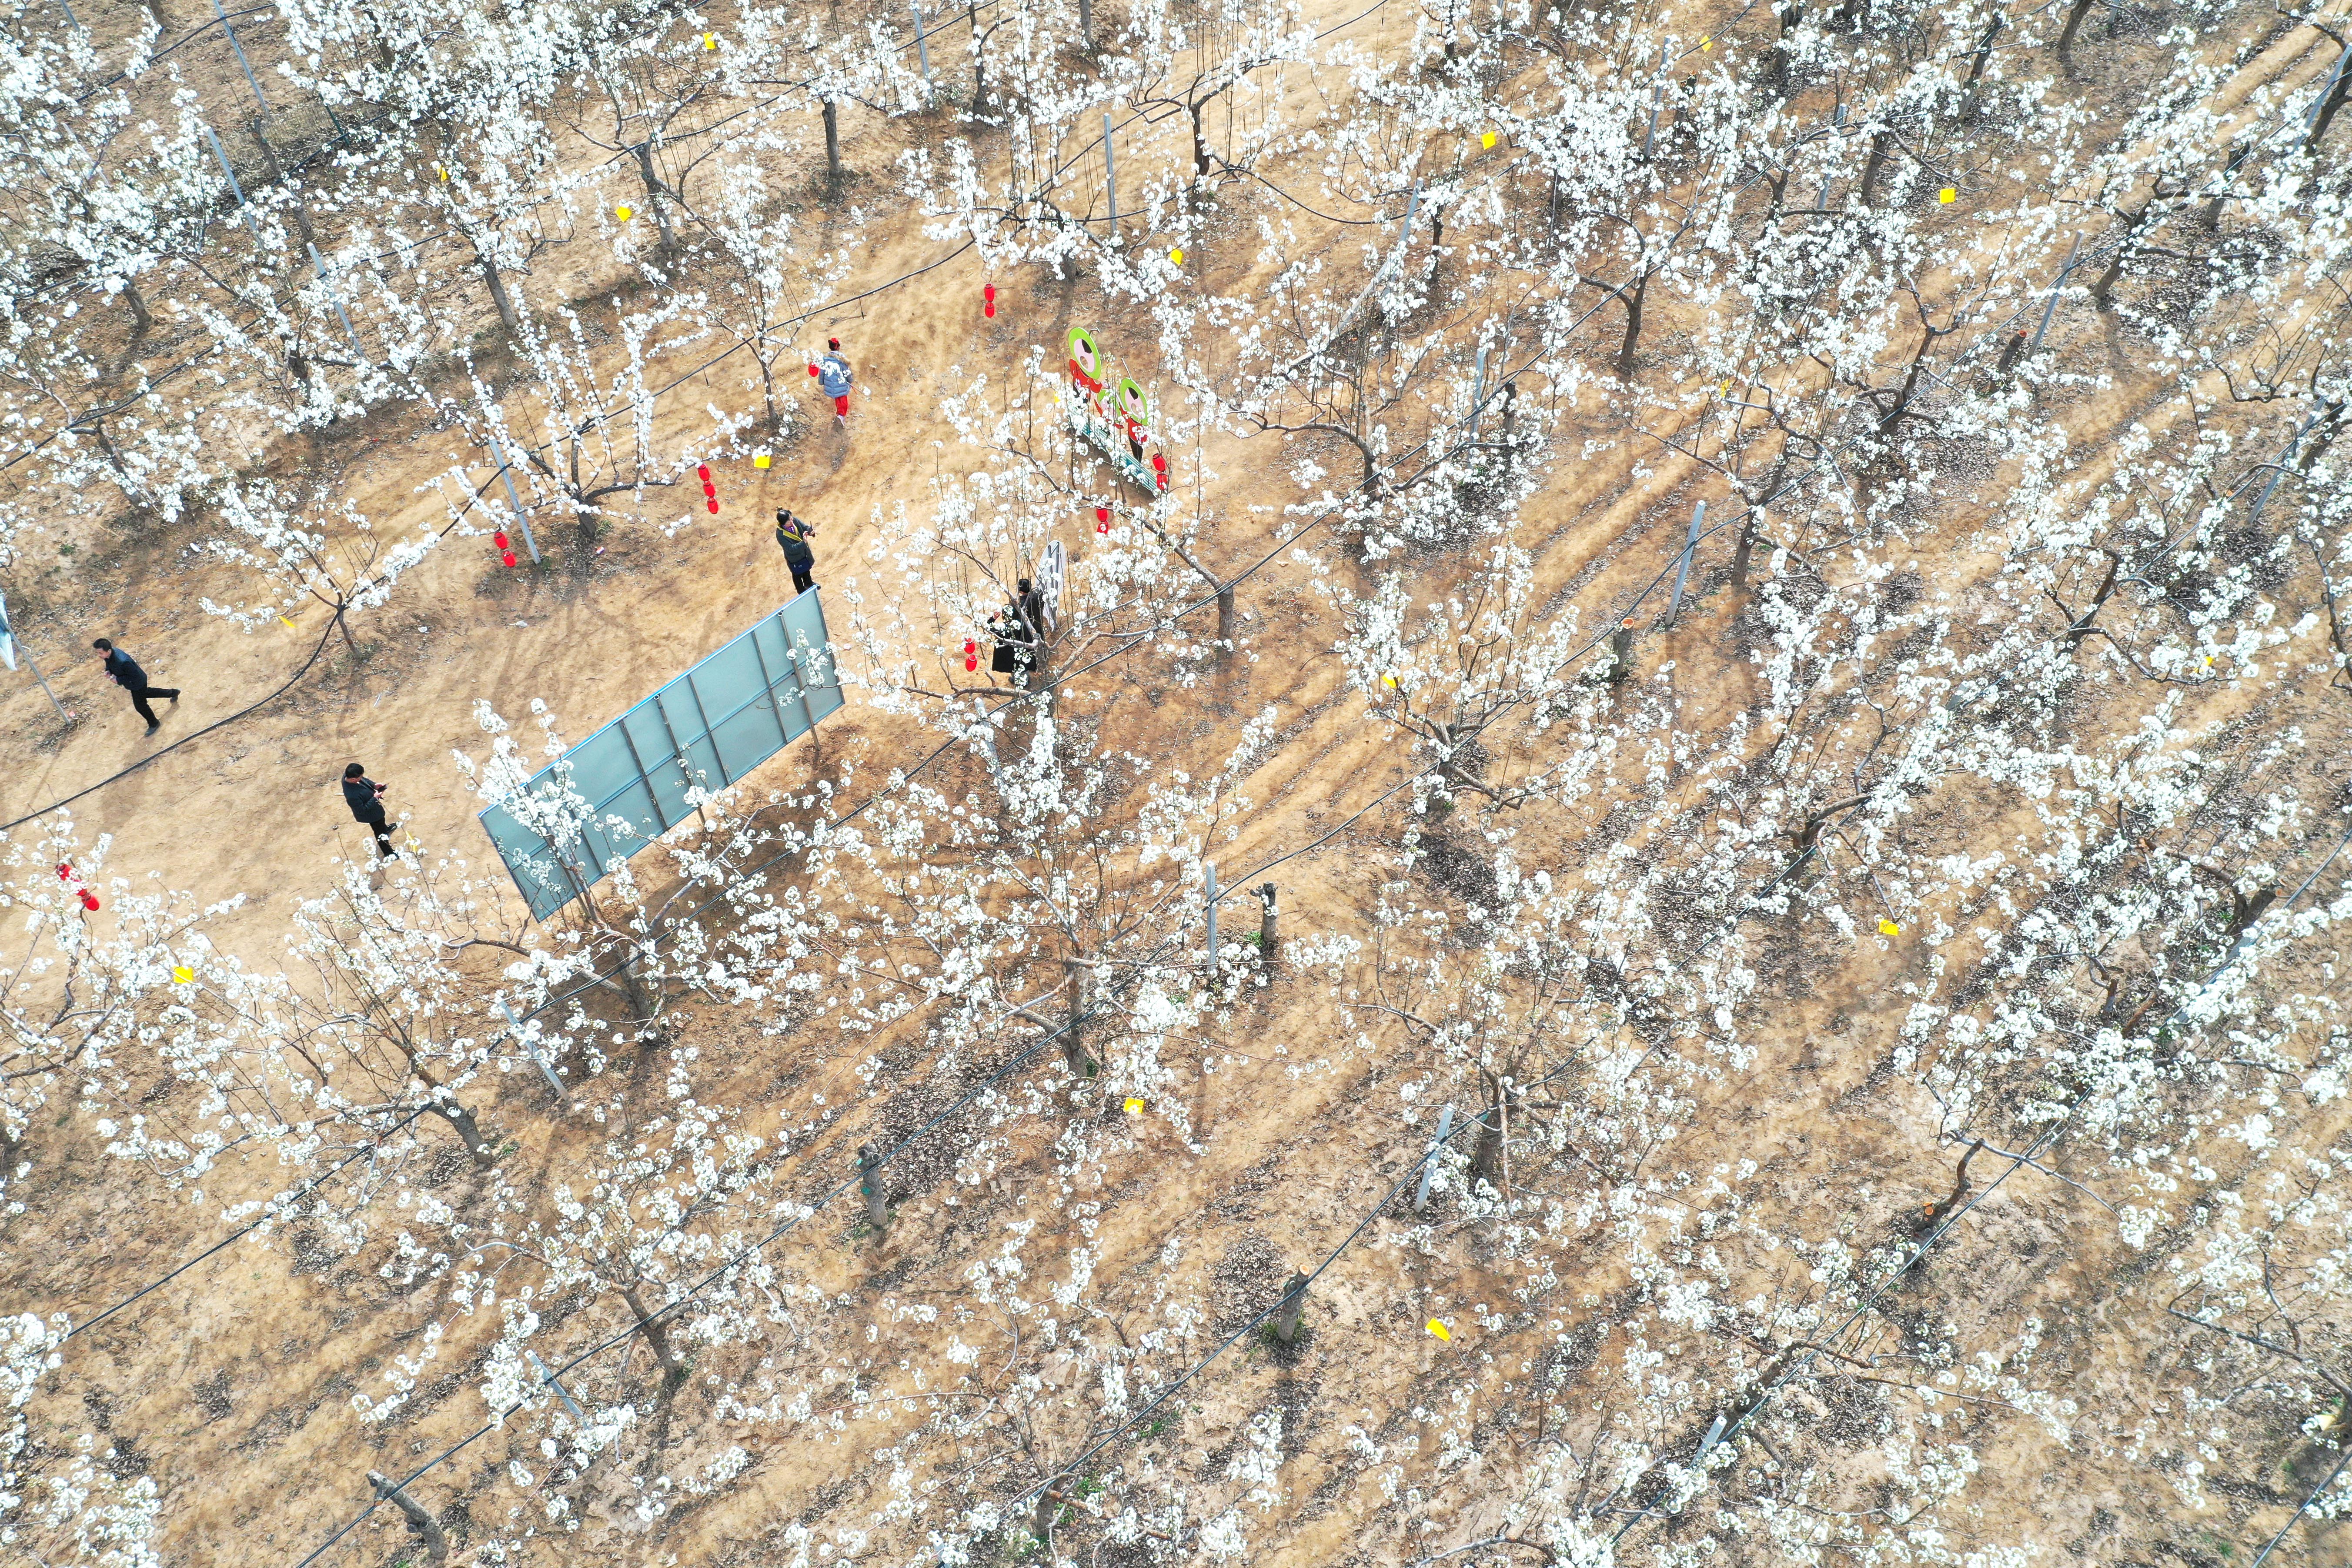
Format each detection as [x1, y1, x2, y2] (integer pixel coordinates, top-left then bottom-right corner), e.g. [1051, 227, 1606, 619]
[963, 638, 979, 673]
[1095, 505, 1111, 534]
[80, 891, 99, 911]
[697, 463, 712, 483]
[707, 498, 720, 514]
[502, 550, 518, 568]
[983, 283, 996, 319]
[57, 863, 71, 881]
[494, 530, 509, 549]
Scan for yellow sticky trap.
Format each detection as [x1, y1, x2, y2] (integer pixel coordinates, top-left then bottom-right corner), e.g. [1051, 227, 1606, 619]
[616, 204, 633, 221]
[1698, 33, 1711, 49]
[171, 965, 194, 983]
[1878, 918, 1900, 937]
[436, 164, 448, 182]
[1124, 1097, 1146, 1114]
[1380, 673, 1398, 689]
[1938, 187, 1957, 204]
[1427, 1319, 1451, 1341]
[702, 31, 716, 48]
[754, 453, 772, 469]
[1169, 247, 1184, 265]
[278, 614, 297, 630]
[1719, 380, 1731, 396]
[1480, 130, 1497, 150]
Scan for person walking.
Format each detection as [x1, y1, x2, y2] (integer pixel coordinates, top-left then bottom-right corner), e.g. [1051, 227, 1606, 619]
[341, 762, 400, 861]
[775, 509, 818, 595]
[92, 637, 180, 735]
[811, 338, 853, 426]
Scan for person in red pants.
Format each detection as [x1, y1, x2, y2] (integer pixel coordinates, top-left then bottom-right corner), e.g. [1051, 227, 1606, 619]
[812, 339, 853, 425]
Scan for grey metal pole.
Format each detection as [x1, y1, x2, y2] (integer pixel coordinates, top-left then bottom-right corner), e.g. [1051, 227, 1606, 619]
[58, 0, 81, 30]
[484, 430, 542, 563]
[499, 1001, 567, 1098]
[213, 0, 274, 123]
[18, 641, 75, 724]
[911, 0, 932, 91]
[308, 241, 370, 365]
[1203, 861, 1218, 968]
[528, 1352, 587, 1420]
[1413, 1104, 1455, 1212]
[2030, 234, 2081, 356]
[199, 123, 267, 249]
[1667, 498, 1706, 624]
[1103, 113, 1116, 229]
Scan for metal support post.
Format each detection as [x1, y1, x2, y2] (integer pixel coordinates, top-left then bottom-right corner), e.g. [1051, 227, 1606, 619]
[485, 430, 542, 563]
[1203, 861, 1218, 969]
[1667, 498, 1706, 624]
[1413, 1104, 1455, 1212]
[912, 0, 932, 91]
[200, 123, 267, 249]
[2030, 235, 2081, 356]
[308, 241, 370, 365]
[213, 0, 274, 124]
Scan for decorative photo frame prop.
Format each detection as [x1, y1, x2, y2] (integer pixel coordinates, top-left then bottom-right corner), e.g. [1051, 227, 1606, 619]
[1065, 326, 1170, 497]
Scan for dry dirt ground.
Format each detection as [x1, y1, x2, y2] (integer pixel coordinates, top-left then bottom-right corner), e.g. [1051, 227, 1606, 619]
[5, 3, 2351, 1567]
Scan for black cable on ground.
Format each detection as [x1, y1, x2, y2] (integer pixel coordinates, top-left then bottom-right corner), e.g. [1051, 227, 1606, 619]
[0, 614, 341, 835]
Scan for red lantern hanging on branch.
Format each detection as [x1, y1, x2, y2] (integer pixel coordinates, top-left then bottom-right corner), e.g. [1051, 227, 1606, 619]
[1095, 505, 1111, 534]
[983, 283, 997, 319]
[58, 864, 99, 912]
[699, 462, 720, 514]
[963, 638, 979, 673]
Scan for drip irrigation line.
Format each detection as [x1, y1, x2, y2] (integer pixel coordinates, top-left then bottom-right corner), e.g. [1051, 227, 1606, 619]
[0, 614, 341, 834]
[1604, 816, 2352, 1545]
[287, 932, 1186, 1568]
[61, 1107, 429, 1342]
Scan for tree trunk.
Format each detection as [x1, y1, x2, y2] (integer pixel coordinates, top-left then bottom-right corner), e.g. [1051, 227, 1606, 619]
[1032, 1475, 1072, 1539]
[367, 1472, 449, 1563]
[1614, 271, 1647, 376]
[1062, 959, 1093, 1076]
[2088, 206, 2146, 308]
[2203, 141, 2248, 229]
[2063, 551, 2123, 652]
[822, 100, 843, 182]
[618, 1284, 687, 1385]
[859, 1144, 889, 1229]
[1078, 0, 1091, 47]
[2307, 43, 2352, 152]
[632, 141, 677, 249]
[425, 1098, 495, 1165]
[121, 278, 153, 339]
[1994, 328, 2026, 378]
[1876, 328, 1935, 434]
[1858, 129, 1894, 205]
[1921, 1139, 1984, 1226]
[2057, 0, 2096, 74]
[1257, 883, 1279, 961]
[1273, 1270, 1308, 1343]
[1607, 619, 1635, 684]
[474, 247, 519, 334]
[1216, 584, 1234, 650]
[1189, 99, 1211, 180]
[1730, 513, 1758, 593]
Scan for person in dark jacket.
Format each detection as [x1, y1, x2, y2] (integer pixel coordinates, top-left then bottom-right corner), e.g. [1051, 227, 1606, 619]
[342, 762, 399, 860]
[989, 578, 1042, 683]
[92, 638, 181, 735]
[775, 509, 818, 594]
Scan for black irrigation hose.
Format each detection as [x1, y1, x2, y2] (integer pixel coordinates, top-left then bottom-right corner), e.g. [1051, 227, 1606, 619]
[62, 1107, 429, 1342]
[288, 932, 1187, 1568]
[0, 614, 340, 834]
